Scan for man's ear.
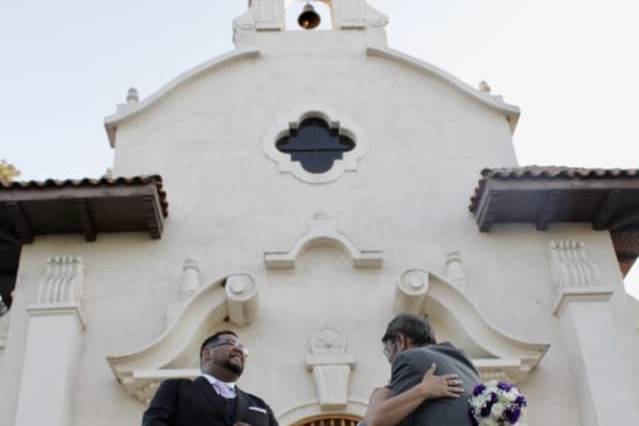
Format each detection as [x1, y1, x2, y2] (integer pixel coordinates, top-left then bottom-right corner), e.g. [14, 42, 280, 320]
[396, 333, 407, 350]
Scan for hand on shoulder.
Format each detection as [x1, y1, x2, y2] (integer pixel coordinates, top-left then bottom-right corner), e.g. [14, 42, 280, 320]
[418, 363, 464, 399]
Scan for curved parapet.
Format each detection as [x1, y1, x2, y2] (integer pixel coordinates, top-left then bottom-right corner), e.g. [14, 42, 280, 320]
[395, 269, 549, 383]
[106, 273, 259, 404]
[367, 47, 520, 133]
[104, 49, 261, 147]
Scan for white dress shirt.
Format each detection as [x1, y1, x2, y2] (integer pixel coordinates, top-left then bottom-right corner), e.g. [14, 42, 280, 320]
[201, 373, 237, 399]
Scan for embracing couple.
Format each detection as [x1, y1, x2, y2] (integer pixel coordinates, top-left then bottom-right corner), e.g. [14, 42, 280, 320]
[361, 314, 480, 426]
[142, 314, 479, 426]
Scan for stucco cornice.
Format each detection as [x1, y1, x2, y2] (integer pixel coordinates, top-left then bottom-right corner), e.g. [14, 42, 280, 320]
[366, 47, 520, 133]
[104, 49, 261, 147]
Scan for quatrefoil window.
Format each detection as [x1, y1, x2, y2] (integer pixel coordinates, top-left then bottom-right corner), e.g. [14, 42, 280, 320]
[275, 117, 356, 174]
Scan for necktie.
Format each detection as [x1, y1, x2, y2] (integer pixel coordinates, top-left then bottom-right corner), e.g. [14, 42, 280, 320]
[212, 380, 236, 399]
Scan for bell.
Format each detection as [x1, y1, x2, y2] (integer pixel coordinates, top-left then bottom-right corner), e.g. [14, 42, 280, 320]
[298, 3, 321, 30]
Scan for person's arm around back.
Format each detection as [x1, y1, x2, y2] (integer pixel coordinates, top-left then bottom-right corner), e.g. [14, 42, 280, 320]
[363, 364, 463, 426]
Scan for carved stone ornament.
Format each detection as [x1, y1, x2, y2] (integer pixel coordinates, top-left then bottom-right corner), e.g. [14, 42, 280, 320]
[264, 213, 383, 270]
[445, 250, 467, 289]
[27, 256, 86, 327]
[225, 274, 259, 326]
[305, 327, 356, 409]
[394, 268, 550, 383]
[549, 241, 614, 316]
[167, 258, 203, 327]
[107, 273, 259, 404]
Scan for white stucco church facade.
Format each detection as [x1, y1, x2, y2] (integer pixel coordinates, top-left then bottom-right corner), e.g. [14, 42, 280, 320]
[2, 1, 639, 425]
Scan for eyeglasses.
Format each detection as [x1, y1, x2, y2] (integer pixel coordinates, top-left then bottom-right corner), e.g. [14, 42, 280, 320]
[208, 340, 249, 357]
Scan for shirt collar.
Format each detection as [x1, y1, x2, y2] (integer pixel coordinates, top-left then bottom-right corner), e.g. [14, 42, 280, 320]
[201, 373, 236, 389]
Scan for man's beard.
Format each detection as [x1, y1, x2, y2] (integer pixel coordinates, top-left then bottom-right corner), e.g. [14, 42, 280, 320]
[223, 359, 244, 374]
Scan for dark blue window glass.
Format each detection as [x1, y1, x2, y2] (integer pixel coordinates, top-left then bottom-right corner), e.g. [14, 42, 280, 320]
[276, 118, 355, 174]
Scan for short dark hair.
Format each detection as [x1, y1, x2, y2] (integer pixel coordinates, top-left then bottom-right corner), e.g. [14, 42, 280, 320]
[382, 314, 435, 346]
[200, 330, 238, 358]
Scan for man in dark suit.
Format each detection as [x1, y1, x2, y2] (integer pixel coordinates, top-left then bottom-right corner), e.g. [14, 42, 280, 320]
[383, 314, 480, 426]
[142, 331, 278, 426]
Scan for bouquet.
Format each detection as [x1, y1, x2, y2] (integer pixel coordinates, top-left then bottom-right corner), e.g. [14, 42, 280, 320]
[469, 380, 527, 426]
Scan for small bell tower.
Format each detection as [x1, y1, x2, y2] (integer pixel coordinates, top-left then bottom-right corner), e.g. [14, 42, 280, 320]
[233, 0, 388, 48]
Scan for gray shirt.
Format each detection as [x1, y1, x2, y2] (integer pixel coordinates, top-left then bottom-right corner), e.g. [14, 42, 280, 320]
[390, 343, 480, 426]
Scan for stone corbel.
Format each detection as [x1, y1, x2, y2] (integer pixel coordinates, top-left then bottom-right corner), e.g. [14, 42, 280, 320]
[549, 241, 614, 316]
[305, 327, 356, 409]
[264, 213, 383, 269]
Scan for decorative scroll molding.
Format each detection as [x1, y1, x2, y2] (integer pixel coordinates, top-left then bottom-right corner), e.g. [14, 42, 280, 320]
[263, 107, 370, 184]
[394, 269, 550, 383]
[225, 274, 259, 326]
[394, 269, 429, 315]
[305, 327, 356, 409]
[550, 241, 598, 290]
[25, 256, 86, 327]
[37, 256, 85, 305]
[549, 241, 614, 316]
[264, 214, 383, 269]
[107, 273, 260, 404]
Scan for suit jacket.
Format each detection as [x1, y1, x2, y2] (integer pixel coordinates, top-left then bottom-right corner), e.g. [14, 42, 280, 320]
[389, 343, 480, 426]
[142, 376, 279, 426]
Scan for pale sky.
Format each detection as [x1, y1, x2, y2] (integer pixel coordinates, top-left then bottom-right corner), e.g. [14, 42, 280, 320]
[1, 0, 639, 297]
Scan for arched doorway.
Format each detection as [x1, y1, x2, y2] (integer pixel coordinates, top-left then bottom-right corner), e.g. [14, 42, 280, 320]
[291, 414, 362, 426]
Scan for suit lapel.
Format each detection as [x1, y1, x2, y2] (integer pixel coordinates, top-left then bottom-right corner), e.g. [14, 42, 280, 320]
[235, 387, 249, 423]
[194, 376, 226, 415]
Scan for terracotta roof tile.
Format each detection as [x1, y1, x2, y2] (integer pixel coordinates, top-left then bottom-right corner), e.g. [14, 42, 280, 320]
[470, 166, 639, 212]
[0, 175, 168, 217]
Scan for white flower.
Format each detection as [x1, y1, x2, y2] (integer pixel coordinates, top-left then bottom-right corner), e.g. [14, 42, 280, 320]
[480, 418, 498, 426]
[491, 402, 505, 417]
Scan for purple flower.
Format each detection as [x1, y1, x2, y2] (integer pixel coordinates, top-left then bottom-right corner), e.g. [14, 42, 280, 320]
[473, 384, 486, 396]
[504, 407, 522, 423]
[514, 395, 527, 407]
[497, 382, 513, 392]
[480, 402, 492, 418]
